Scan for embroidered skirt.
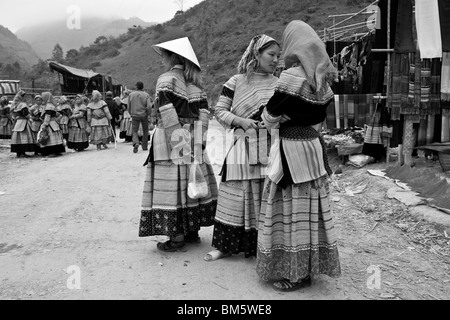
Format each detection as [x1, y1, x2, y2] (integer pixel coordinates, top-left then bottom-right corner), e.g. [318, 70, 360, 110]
[0, 119, 12, 139]
[38, 125, 66, 156]
[256, 176, 341, 283]
[10, 122, 36, 153]
[211, 179, 263, 257]
[139, 158, 218, 238]
[90, 125, 114, 145]
[67, 126, 89, 150]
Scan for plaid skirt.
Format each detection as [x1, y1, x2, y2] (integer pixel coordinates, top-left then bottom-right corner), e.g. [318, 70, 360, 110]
[90, 125, 114, 145]
[256, 176, 341, 283]
[139, 157, 218, 238]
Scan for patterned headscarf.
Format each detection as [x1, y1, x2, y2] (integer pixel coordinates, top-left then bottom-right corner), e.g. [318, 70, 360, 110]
[34, 94, 42, 102]
[11, 90, 27, 112]
[282, 20, 338, 98]
[237, 34, 279, 75]
[41, 92, 54, 105]
[91, 90, 102, 102]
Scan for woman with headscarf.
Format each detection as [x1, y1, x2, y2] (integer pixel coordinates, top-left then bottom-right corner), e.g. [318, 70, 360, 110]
[67, 94, 89, 152]
[256, 20, 341, 291]
[0, 96, 13, 139]
[38, 92, 66, 157]
[10, 90, 36, 157]
[203, 34, 281, 261]
[57, 96, 72, 143]
[138, 37, 218, 252]
[86, 90, 114, 150]
[29, 95, 45, 147]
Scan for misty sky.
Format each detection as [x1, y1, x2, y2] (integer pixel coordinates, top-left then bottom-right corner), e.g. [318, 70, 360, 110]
[1, 0, 204, 32]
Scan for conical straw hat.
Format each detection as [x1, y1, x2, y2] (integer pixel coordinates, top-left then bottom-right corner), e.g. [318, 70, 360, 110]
[153, 37, 201, 70]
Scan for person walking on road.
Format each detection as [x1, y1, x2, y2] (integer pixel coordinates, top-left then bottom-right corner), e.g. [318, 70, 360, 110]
[86, 90, 114, 151]
[128, 81, 153, 153]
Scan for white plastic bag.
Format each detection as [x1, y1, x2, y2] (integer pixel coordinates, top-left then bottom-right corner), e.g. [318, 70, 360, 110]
[266, 138, 283, 184]
[188, 163, 209, 199]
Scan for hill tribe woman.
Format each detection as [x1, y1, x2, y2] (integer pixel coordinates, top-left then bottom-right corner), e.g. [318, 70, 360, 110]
[0, 96, 13, 140]
[204, 34, 281, 261]
[67, 94, 89, 152]
[38, 92, 66, 157]
[86, 90, 114, 151]
[29, 95, 45, 148]
[56, 96, 72, 144]
[10, 90, 36, 157]
[256, 20, 341, 292]
[138, 37, 218, 252]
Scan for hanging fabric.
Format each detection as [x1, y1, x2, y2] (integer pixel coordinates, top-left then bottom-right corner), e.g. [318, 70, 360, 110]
[438, 0, 450, 51]
[394, 0, 415, 53]
[415, 0, 442, 59]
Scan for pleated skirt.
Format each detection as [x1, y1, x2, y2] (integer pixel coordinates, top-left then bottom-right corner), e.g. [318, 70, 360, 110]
[139, 157, 218, 238]
[90, 125, 114, 145]
[67, 126, 89, 150]
[256, 176, 341, 283]
[10, 122, 36, 153]
[211, 178, 263, 257]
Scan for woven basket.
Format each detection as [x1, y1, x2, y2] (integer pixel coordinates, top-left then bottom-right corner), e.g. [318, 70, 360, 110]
[438, 152, 450, 171]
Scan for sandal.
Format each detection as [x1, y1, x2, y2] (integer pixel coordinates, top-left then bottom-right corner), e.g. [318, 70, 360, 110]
[156, 240, 185, 252]
[273, 276, 311, 292]
[204, 249, 231, 261]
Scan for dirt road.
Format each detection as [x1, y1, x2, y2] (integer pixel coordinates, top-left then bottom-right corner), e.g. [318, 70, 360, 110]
[1, 120, 450, 300]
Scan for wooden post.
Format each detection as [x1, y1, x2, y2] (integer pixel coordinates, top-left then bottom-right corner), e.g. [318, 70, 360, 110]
[426, 115, 435, 144]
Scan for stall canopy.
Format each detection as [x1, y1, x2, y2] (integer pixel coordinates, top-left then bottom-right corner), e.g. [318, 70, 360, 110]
[48, 61, 121, 97]
[0, 80, 20, 95]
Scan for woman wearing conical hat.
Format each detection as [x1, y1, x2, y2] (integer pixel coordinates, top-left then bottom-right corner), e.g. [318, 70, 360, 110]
[38, 92, 66, 157]
[138, 37, 218, 252]
[67, 94, 89, 152]
[0, 96, 13, 139]
[256, 20, 341, 291]
[204, 34, 281, 261]
[10, 90, 37, 157]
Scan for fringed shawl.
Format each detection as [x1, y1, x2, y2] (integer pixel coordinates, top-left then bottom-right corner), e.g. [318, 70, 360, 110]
[282, 20, 337, 100]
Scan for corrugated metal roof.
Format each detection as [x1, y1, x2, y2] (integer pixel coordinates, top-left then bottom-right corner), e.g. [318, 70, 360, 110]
[48, 61, 100, 79]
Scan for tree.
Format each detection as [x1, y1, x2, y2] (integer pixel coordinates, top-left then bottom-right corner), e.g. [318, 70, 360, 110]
[65, 49, 79, 64]
[52, 44, 64, 63]
[94, 35, 107, 45]
[173, 0, 187, 12]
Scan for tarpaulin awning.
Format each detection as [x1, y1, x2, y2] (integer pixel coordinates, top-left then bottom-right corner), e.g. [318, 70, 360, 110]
[48, 61, 99, 79]
[0, 80, 20, 95]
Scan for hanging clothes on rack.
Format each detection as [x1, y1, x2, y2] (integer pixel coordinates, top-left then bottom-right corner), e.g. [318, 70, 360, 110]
[362, 100, 392, 161]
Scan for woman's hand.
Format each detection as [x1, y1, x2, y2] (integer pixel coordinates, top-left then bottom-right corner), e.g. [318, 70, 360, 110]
[234, 117, 259, 131]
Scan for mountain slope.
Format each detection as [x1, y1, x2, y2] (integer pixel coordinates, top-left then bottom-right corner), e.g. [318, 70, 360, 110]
[0, 25, 40, 72]
[16, 17, 155, 59]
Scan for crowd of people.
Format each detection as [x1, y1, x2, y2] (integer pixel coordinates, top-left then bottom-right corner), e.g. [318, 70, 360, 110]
[1, 20, 342, 293]
[0, 87, 152, 157]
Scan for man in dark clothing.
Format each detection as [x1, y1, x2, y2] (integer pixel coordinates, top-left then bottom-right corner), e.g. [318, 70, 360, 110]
[128, 81, 153, 153]
[105, 91, 120, 129]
